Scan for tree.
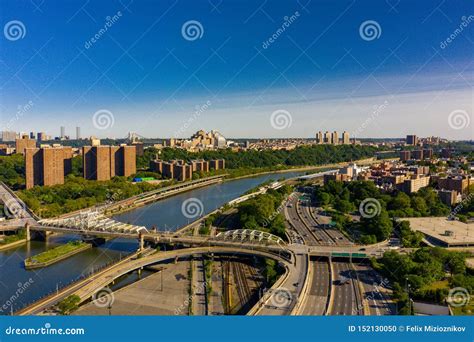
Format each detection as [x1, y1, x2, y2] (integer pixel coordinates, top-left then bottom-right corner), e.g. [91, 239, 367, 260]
[57, 295, 81, 315]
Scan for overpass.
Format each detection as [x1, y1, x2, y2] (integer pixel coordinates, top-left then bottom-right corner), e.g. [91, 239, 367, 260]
[0, 181, 37, 228]
[17, 246, 294, 316]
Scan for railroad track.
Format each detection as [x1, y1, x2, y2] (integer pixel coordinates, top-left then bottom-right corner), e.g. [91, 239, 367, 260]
[223, 261, 231, 314]
[232, 262, 252, 307]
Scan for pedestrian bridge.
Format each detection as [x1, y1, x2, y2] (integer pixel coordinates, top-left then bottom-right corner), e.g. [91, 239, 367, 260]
[215, 229, 285, 245]
[38, 211, 148, 235]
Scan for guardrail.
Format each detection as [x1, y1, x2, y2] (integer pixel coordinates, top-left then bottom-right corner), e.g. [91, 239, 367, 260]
[290, 253, 311, 315]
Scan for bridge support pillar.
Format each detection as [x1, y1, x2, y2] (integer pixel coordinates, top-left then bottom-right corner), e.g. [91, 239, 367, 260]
[25, 223, 31, 241]
[139, 234, 144, 251]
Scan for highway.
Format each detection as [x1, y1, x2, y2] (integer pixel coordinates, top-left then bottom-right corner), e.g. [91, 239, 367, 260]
[285, 194, 320, 245]
[254, 253, 307, 316]
[306, 204, 352, 246]
[301, 258, 330, 315]
[329, 261, 362, 315]
[298, 202, 336, 245]
[352, 262, 395, 315]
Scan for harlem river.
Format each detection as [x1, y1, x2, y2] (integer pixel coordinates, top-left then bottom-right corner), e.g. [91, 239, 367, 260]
[0, 171, 306, 313]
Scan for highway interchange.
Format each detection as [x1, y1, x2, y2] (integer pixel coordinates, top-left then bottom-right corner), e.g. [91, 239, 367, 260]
[285, 191, 396, 316]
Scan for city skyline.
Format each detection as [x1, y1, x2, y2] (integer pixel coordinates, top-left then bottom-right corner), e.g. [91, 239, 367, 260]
[0, 1, 472, 140]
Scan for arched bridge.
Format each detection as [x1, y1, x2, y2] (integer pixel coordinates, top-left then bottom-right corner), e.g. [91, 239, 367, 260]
[38, 211, 148, 235]
[215, 229, 285, 245]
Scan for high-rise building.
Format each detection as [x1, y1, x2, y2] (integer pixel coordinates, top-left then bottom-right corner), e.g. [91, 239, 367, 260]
[83, 145, 136, 181]
[15, 136, 36, 155]
[402, 175, 430, 194]
[210, 159, 225, 170]
[400, 151, 411, 161]
[37, 132, 46, 141]
[29, 132, 35, 139]
[191, 159, 210, 172]
[406, 135, 418, 146]
[342, 131, 350, 144]
[423, 149, 433, 159]
[60, 126, 66, 139]
[331, 131, 339, 145]
[441, 148, 452, 158]
[25, 146, 73, 189]
[76, 127, 81, 140]
[437, 175, 471, 194]
[132, 142, 144, 156]
[412, 150, 423, 160]
[316, 131, 323, 144]
[0, 131, 17, 142]
[324, 131, 331, 144]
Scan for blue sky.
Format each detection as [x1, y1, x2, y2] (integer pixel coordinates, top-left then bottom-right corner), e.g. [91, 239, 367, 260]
[0, 0, 473, 139]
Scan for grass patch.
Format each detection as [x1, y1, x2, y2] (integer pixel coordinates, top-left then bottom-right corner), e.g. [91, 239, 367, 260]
[26, 241, 88, 264]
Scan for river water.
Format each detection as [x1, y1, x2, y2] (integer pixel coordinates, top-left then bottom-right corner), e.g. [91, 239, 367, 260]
[0, 171, 305, 313]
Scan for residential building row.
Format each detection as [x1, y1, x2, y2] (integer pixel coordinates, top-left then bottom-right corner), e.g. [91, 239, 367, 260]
[150, 158, 225, 181]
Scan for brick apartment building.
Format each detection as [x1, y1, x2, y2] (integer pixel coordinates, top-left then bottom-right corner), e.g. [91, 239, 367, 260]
[25, 146, 73, 189]
[16, 137, 36, 155]
[83, 145, 136, 181]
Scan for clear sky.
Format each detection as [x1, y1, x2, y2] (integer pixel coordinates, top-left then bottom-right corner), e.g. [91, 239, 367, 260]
[0, 0, 473, 140]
